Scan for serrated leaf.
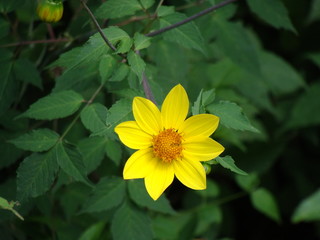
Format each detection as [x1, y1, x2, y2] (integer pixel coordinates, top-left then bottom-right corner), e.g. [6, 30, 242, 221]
[95, 0, 142, 19]
[133, 33, 151, 50]
[207, 101, 259, 133]
[17, 150, 59, 202]
[250, 188, 281, 223]
[291, 189, 320, 223]
[9, 128, 59, 152]
[55, 142, 91, 186]
[261, 51, 305, 95]
[247, 0, 296, 33]
[215, 156, 247, 175]
[18, 90, 84, 120]
[159, 12, 205, 53]
[78, 137, 108, 173]
[192, 89, 205, 115]
[80, 103, 108, 133]
[50, 27, 131, 72]
[99, 54, 117, 83]
[127, 51, 146, 80]
[109, 63, 129, 82]
[13, 58, 42, 90]
[157, 6, 175, 17]
[111, 201, 153, 240]
[105, 140, 122, 166]
[213, 20, 261, 77]
[81, 177, 125, 213]
[128, 179, 175, 214]
[139, 0, 155, 9]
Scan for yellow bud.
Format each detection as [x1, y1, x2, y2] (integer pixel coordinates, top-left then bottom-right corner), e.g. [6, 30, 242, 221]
[37, 0, 63, 23]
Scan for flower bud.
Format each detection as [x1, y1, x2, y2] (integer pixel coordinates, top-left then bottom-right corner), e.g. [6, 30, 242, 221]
[37, 0, 63, 23]
[203, 163, 212, 175]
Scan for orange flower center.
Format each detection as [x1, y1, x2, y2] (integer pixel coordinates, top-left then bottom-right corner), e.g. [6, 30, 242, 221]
[153, 129, 183, 163]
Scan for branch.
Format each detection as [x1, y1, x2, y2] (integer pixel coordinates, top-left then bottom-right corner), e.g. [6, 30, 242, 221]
[145, 0, 237, 37]
[80, 0, 117, 52]
[0, 38, 70, 48]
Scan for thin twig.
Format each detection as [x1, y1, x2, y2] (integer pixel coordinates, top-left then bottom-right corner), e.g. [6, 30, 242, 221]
[80, 0, 117, 52]
[146, 0, 237, 37]
[0, 38, 70, 48]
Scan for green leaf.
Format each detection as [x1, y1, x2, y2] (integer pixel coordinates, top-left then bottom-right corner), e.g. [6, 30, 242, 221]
[78, 137, 108, 173]
[55, 142, 91, 186]
[109, 63, 130, 82]
[157, 6, 174, 17]
[111, 201, 154, 240]
[81, 177, 125, 213]
[128, 179, 175, 214]
[236, 173, 260, 192]
[139, 0, 155, 9]
[250, 188, 281, 223]
[207, 101, 259, 133]
[247, 0, 296, 33]
[133, 33, 151, 51]
[17, 150, 59, 202]
[291, 189, 320, 223]
[0, 196, 24, 221]
[18, 90, 84, 120]
[80, 103, 108, 133]
[287, 83, 320, 128]
[95, 0, 142, 19]
[127, 50, 146, 80]
[159, 12, 205, 53]
[261, 51, 305, 95]
[307, 52, 320, 68]
[99, 55, 117, 83]
[105, 140, 122, 166]
[307, 0, 320, 23]
[9, 128, 59, 152]
[192, 89, 216, 115]
[13, 58, 42, 90]
[213, 20, 261, 77]
[195, 204, 222, 235]
[0, 0, 26, 13]
[78, 222, 105, 240]
[215, 156, 247, 175]
[50, 27, 131, 72]
[0, 18, 9, 39]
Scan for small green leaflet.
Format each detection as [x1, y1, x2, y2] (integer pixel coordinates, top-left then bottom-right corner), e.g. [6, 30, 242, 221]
[9, 128, 59, 152]
[159, 12, 205, 54]
[99, 54, 117, 83]
[192, 89, 215, 115]
[55, 142, 92, 187]
[80, 177, 125, 213]
[207, 100, 259, 133]
[133, 33, 151, 51]
[17, 150, 59, 202]
[215, 156, 247, 175]
[95, 0, 142, 19]
[111, 201, 154, 240]
[109, 63, 129, 82]
[291, 189, 320, 223]
[0, 196, 24, 221]
[250, 188, 281, 223]
[105, 140, 122, 166]
[247, 0, 296, 33]
[17, 90, 84, 120]
[80, 103, 108, 133]
[127, 50, 146, 80]
[139, 0, 155, 9]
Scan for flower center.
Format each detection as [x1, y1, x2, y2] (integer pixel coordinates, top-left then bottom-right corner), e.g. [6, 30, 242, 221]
[153, 129, 183, 163]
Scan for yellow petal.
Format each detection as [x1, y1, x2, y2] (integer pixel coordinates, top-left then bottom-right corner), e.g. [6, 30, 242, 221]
[183, 136, 224, 161]
[161, 84, 189, 130]
[123, 148, 157, 179]
[145, 161, 174, 200]
[173, 158, 206, 190]
[133, 97, 162, 135]
[179, 114, 219, 138]
[115, 121, 152, 149]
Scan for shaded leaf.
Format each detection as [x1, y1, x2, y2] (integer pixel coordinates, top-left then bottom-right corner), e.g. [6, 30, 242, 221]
[111, 201, 153, 240]
[81, 177, 125, 213]
[105, 140, 122, 166]
[95, 0, 142, 19]
[18, 90, 84, 120]
[133, 33, 151, 51]
[13, 58, 42, 90]
[17, 150, 59, 201]
[80, 103, 108, 133]
[109, 63, 129, 82]
[127, 50, 146, 80]
[78, 222, 105, 240]
[9, 128, 59, 152]
[236, 173, 260, 192]
[215, 156, 248, 175]
[99, 54, 117, 83]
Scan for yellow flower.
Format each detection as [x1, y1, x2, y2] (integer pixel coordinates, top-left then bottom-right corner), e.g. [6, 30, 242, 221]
[37, 0, 63, 23]
[115, 84, 224, 200]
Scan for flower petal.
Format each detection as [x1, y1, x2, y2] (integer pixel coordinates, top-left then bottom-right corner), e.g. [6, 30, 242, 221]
[183, 136, 225, 161]
[115, 121, 153, 149]
[161, 84, 189, 130]
[173, 158, 206, 190]
[145, 161, 174, 200]
[179, 114, 219, 138]
[123, 148, 157, 179]
[133, 97, 162, 135]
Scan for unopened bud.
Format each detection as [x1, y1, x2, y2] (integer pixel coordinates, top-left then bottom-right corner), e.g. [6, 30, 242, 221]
[37, 0, 63, 23]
